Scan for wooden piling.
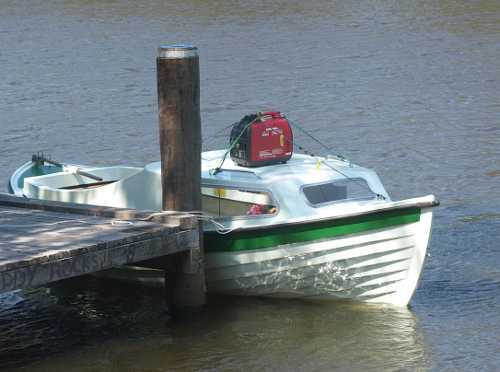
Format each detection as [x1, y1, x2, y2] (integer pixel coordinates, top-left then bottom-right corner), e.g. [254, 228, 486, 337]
[156, 45, 205, 309]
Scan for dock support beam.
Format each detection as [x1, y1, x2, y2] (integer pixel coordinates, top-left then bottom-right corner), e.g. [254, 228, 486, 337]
[156, 45, 205, 310]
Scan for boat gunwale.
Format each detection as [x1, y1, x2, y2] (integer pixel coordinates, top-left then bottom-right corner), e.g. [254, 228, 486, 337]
[204, 204, 429, 252]
[10, 161, 143, 194]
[9, 161, 35, 196]
[10, 161, 439, 235]
[205, 197, 439, 234]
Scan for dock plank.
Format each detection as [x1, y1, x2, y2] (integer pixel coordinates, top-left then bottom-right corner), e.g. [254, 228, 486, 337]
[0, 196, 200, 293]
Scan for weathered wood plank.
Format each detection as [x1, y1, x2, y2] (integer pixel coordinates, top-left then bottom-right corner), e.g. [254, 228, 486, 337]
[0, 199, 201, 294]
[0, 192, 141, 219]
[0, 193, 197, 228]
[0, 206, 180, 271]
[0, 229, 199, 293]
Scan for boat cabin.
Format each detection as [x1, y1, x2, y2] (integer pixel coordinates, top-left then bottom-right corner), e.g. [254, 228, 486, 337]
[198, 150, 390, 229]
[12, 150, 390, 230]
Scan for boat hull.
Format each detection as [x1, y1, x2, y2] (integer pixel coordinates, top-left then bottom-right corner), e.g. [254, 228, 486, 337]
[205, 207, 432, 306]
[9, 159, 437, 306]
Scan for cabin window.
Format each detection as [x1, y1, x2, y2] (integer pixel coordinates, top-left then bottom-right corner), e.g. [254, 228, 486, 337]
[202, 186, 276, 217]
[302, 178, 375, 206]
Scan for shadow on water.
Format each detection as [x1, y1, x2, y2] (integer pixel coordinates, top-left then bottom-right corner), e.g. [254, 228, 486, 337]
[0, 277, 430, 371]
[0, 277, 168, 369]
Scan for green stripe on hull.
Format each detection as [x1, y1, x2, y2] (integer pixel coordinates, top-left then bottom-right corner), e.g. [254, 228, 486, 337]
[205, 208, 421, 252]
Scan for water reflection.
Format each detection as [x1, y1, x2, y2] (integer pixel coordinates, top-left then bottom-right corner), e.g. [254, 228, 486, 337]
[1, 278, 429, 371]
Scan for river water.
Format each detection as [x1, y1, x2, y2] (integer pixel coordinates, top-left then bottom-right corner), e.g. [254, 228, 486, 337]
[0, 0, 499, 370]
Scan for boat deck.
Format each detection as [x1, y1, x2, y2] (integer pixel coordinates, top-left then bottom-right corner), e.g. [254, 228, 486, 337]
[0, 193, 200, 294]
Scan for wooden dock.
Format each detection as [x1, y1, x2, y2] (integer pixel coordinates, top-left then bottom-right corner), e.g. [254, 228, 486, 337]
[0, 193, 201, 298]
[0, 45, 207, 308]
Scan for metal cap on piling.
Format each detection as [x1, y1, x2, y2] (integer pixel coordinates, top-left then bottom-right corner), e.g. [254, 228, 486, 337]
[157, 45, 198, 59]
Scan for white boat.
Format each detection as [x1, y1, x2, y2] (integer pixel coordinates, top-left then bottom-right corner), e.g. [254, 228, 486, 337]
[9, 150, 438, 306]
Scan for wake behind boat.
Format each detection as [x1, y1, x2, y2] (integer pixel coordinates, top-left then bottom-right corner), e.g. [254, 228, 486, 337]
[9, 112, 438, 306]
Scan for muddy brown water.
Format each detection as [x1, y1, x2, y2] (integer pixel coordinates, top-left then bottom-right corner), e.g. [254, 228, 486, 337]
[1, 0, 500, 370]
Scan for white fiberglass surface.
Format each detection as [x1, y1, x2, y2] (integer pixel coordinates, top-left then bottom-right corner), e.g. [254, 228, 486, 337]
[23, 166, 140, 191]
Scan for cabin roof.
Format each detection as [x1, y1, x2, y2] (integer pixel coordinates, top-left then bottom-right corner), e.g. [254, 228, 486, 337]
[200, 150, 361, 185]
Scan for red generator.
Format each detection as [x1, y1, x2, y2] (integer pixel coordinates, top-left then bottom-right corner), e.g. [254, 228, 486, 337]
[230, 111, 293, 167]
